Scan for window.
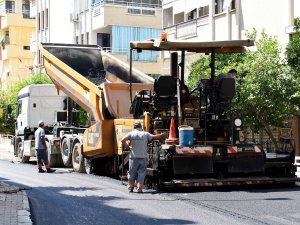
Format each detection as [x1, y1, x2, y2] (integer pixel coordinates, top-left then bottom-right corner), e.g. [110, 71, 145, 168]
[5, 1, 15, 13]
[81, 34, 84, 44]
[38, 12, 40, 31]
[97, 33, 110, 48]
[86, 32, 89, 44]
[128, 8, 141, 14]
[22, 0, 30, 18]
[187, 9, 197, 21]
[215, 0, 224, 14]
[75, 36, 79, 44]
[45, 9, 48, 29]
[16, 101, 22, 117]
[199, 5, 209, 17]
[5, 31, 9, 45]
[231, 0, 236, 10]
[23, 46, 30, 50]
[215, 0, 235, 14]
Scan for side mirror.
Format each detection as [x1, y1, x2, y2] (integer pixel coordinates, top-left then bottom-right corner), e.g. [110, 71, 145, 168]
[7, 104, 12, 119]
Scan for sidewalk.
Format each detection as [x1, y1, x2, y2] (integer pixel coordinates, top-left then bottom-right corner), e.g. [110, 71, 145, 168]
[0, 136, 33, 225]
[0, 182, 32, 225]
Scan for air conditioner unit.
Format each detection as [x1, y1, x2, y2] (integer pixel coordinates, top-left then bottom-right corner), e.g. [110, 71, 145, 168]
[70, 13, 79, 22]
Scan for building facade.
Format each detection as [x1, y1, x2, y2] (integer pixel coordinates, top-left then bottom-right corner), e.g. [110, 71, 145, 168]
[30, 0, 74, 67]
[0, 0, 35, 90]
[31, 0, 163, 74]
[163, 0, 300, 47]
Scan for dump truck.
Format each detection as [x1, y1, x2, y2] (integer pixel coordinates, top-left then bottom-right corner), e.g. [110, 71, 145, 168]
[13, 44, 153, 170]
[38, 40, 299, 188]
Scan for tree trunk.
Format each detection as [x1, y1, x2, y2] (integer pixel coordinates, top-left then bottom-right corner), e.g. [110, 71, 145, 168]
[256, 109, 278, 152]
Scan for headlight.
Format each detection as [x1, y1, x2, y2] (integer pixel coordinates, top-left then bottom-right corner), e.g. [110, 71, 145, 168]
[234, 118, 242, 127]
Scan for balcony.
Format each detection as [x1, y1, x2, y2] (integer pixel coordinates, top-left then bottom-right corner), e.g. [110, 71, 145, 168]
[1, 45, 34, 61]
[165, 17, 209, 41]
[0, 13, 35, 30]
[0, 7, 31, 18]
[91, 0, 162, 31]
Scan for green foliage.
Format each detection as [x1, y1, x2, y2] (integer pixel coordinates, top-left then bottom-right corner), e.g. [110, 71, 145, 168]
[0, 73, 52, 134]
[294, 17, 300, 31]
[187, 51, 247, 90]
[187, 29, 300, 134]
[286, 17, 300, 74]
[238, 31, 299, 130]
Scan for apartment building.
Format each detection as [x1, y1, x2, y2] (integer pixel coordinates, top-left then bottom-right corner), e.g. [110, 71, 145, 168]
[163, 0, 300, 47]
[31, 0, 163, 74]
[30, 0, 74, 67]
[0, 0, 35, 90]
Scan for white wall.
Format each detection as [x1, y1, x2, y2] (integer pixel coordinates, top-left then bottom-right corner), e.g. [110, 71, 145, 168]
[295, 0, 300, 18]
[240, 0, 290, 48]
[48, 0, 73, 43]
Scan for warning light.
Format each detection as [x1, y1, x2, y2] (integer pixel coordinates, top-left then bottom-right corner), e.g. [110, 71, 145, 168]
[161, 32, 167, 41]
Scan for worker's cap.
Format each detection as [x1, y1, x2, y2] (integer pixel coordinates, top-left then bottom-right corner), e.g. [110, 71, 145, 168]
[134, 122, 142, 129]
[38, 120, 44, 126]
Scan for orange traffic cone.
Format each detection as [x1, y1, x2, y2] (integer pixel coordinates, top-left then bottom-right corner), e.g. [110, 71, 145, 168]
[165, 117, 179, 145]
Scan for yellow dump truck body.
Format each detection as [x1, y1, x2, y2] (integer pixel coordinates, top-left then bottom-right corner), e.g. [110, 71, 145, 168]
[40, 43, 153, 158]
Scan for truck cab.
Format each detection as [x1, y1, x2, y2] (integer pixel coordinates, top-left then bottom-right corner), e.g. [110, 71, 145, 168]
[14, 84, 67, 163]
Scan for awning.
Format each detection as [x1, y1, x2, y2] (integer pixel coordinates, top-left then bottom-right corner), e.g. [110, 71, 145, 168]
[130, 39, 255, 54]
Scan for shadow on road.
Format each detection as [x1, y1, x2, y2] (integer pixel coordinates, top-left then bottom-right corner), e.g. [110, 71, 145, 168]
[0, 176, 196, 225]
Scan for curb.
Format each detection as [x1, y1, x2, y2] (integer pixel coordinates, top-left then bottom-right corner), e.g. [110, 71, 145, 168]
[19, 190, 32, 225]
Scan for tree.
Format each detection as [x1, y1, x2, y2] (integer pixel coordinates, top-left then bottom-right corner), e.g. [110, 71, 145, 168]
[187, 30, 300, 150]
[238, 31, 299, 149]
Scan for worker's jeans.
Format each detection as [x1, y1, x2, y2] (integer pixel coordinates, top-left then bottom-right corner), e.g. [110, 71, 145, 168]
[36, 148, 49, 166]
[128, 158, 147, 185]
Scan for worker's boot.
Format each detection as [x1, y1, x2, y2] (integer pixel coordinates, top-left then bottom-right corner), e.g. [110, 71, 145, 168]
[38, 168, 46, 173]
[47, 168, 56, 173]
[137, 183, 144, 193]
[128, 183, 134, 193]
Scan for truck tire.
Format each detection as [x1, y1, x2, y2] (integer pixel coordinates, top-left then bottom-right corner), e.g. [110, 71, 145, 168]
[17, 142, 30, 163]
[47, 141, 57, 167]
[72, 143, 85, 173]
[84, 158, 94, 174]
[61, 138, 72, 167]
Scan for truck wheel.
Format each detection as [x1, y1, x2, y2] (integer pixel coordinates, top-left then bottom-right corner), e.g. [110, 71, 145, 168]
[72, 143, 85, 173]
[84, 158, 94, 174]
[61, 139, 72, 167]
[17, 142, 30, 163]
[47, 141, 57, 167]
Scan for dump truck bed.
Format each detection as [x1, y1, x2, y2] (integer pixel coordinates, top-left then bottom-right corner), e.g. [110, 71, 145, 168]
[40, 43, 154, 158]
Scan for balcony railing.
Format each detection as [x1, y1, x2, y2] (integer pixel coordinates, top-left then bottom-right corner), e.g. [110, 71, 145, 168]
[92, 0, 161, 16]
[165, 17, 209, 39]
[0, 9, 31, 18]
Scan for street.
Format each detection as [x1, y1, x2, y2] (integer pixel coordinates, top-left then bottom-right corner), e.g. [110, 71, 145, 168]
[1, 142, 300, 225]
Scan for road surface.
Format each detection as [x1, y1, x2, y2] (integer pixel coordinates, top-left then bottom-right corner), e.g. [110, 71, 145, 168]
[1, 142, 300, 225]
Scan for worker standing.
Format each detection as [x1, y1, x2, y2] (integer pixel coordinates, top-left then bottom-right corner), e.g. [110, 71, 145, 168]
[35, 120, 56, 173]
[121, 122, 166, 193]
